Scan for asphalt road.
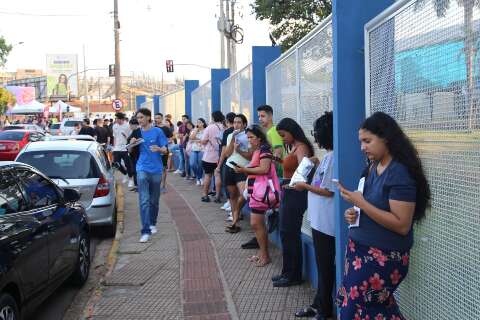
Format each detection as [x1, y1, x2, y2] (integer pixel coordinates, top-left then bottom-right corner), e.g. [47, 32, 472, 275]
[32, 233, 111, 320]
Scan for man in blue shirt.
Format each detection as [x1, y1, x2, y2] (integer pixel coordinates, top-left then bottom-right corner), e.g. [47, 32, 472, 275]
[132, 108, 168, 243]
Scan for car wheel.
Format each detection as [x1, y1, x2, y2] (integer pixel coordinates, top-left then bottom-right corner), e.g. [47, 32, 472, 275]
[0, 293, 19, 320]
[103, 204, 117, 238]
[70, 230, 90, 286]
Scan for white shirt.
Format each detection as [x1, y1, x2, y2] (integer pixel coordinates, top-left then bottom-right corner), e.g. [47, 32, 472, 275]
[112, 122, 131, 151]
[307, 151, 335, 236]
[225, 131, 250, 169]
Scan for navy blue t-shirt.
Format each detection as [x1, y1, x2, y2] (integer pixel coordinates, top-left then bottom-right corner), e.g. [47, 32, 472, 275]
[349, 160, 417, 251]
[136, 127, 168, 174]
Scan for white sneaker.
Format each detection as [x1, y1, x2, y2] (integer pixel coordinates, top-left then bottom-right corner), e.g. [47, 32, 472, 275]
[139, 234, 150, 243]
[122, 176, 128, 184]
[199, 178, 204, 185]
[221, 201, 229, 210]
[128, 179, 134, 188]
[150, 226, 158, 234]
[196, 180, 201, 186]
[225, 215, 233, 222]
[225, 205, 232, 212]
[174, 169, 181, 174]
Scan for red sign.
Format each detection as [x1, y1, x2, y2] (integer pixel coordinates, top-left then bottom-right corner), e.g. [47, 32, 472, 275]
[112, 99, 123, 111]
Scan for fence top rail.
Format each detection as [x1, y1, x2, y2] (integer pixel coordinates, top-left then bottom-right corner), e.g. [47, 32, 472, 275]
[192, 80, 212, 96]
[266, 14, 332, 71]
[159, 87, 185, 99]
[365, 0, 415, 33]
[222, 62, 252, 83]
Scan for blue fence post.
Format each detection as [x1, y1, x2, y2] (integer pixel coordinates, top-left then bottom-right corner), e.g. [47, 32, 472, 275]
[211, 69, 230, 113]
[135, 95, 146, 111]
[332, 0, 395, 291]
[184, 80, 199, 119]
[252, 46, 281, 121]
[153, 95, 160, 114]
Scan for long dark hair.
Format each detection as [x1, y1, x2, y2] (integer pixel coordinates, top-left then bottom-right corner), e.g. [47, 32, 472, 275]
[361, 112, 431, 221]
[276, 118, 314, 156]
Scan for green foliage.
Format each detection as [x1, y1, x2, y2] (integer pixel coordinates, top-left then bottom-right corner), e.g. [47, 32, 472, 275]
[0, 36, 12, 67]
[251, 0, 331, 51]
[0, 88, 15, 115]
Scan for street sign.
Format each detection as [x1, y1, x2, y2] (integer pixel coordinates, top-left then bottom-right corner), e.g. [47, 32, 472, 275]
[166, 60, 174, 73]
[112, 99, 122, 111]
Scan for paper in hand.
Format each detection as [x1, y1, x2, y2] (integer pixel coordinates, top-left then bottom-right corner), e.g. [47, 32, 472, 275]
[289, 157, 315, 187]
[349, 177, 365, 228]
[126, 138, 144, 152]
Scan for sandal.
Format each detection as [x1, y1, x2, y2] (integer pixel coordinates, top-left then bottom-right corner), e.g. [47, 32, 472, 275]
[255, 258, 271, 267]
[247, 255, 259, 262]
[295, 306, 317, 318]
[213, 197, 222, 203]
[225, 225, 241, 233]
[201, 196, 210, 202]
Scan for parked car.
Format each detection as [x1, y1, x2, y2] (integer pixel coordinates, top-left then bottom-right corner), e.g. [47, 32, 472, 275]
[3, 124, 44, 133]
[16, 140, 117, 236]
[59, 119, 83, 135]
[44, 135, 96, 142]
[47, 123, 61, 135]
[0, 130, 45, 161]
[0, 161, 90, 320]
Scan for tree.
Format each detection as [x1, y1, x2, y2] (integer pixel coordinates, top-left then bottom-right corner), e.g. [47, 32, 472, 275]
[415, 0, 480, 129]
[0, 36, 12, 67]
[251, 0, 332, 51]
[0, 88, 15, 115]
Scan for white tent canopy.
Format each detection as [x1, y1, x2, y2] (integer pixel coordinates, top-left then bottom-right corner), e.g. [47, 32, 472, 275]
[9, 100, 45, 114]
[49, 100, 81, 113]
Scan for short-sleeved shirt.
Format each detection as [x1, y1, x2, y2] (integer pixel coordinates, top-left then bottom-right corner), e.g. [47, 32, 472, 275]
[225, 131, 250, 169]
[308, 151, 335, 236]
[136, 127, 168, 174]
[267, 126, 284, 177]
[112, 123, 132, 152]
[79, 126, 96, 137]
[221, 127, 234, 147]
[201, 123, 223, 164]
[349, 160, 417, 251]
[95, 126, 109, 144]
[157, 125, 173, 139]
[178, 124, 188, 145]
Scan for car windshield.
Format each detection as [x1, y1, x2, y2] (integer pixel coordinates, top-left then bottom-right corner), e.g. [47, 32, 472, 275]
[64, 121, 82, 127]
[50, 124, 61, 129]
[3, 126, 24, 130]
[17, 150, 101, 179]
[0, 131, 25, 141]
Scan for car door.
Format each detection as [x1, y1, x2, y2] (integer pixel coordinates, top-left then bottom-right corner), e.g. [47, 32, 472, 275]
[0, 167, 50, 302]
[15, 168, 75, 284]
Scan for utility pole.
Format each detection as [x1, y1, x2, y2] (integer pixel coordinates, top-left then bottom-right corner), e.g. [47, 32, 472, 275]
[83, 44, 89, 117]
[114, 0, 122, 100]
[219, 0, 225, 68]
[230, 0, 237, 73]
[225, 0, 231, 70]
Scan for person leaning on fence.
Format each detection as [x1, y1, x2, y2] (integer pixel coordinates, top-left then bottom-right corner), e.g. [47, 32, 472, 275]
[189, 118, 207, 186]
[294, 112, 336, 320]
[184, 121, 195, 180]
[335, 111, 431, 320]
[272, 117, 314, 288]
[233, 124, 278, 267]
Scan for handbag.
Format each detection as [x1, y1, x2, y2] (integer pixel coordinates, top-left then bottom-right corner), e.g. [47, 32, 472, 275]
[265, 209, 279, 233]
[248, 155, 281, 212]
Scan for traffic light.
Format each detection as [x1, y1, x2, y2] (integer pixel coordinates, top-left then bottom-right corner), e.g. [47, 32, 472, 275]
[109, 64, 115, 77]
[166, 60, 174, 73]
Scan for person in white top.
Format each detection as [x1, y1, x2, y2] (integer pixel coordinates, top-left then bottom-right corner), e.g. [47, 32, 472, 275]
[112, 112, 134, 187]
[188, 118, 207, 186]
[291, 111, 335, 320]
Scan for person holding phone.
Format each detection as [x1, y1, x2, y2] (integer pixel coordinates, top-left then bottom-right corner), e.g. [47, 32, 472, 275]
[223, 114, 250, 233]
[335, 112, 430, 319]
[293, 112, 335, 320]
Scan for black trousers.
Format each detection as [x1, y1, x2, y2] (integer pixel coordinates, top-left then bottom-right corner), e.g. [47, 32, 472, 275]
[311, 228, 335, 317]
[113, 151, 133, 178]
[279, 188, 308, 281]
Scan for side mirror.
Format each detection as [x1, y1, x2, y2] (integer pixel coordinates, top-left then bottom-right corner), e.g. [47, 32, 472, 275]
[63, 188, 81, 202]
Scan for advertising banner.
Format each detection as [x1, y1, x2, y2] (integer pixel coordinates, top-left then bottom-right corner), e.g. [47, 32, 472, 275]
[46, 54, 78, 100]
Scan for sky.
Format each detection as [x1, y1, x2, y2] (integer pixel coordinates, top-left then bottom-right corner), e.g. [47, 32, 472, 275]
[0, 0, 272, 83]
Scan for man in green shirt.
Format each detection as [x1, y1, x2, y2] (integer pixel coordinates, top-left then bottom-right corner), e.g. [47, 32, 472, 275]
[241, 104, 285, 250]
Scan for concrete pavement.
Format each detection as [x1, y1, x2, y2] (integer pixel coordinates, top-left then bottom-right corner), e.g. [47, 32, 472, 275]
[87, 174, 315, 320]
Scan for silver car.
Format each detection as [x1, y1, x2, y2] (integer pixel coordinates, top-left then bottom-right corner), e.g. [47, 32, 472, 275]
[15, 140, 117, 236]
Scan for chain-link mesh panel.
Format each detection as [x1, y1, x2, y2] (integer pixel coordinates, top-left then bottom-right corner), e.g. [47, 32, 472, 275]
[239, 64, 253, 124]
[221, 78, 232, 116]
[192, 81, 212, 123]
[159, 89, 185, 123]
[367, 1, 480, 319]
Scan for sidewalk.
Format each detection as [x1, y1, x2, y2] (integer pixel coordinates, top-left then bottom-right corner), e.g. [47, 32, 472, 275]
[88, 174, 315, 320]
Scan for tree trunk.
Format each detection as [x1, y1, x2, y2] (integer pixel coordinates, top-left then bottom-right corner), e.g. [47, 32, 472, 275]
[464, 1, 476, 130]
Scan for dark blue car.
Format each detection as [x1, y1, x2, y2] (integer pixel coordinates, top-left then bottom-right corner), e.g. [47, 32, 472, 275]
[0, 161, 90, 320]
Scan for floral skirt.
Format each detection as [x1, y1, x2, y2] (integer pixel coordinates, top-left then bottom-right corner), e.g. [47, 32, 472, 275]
[336, 238, 410, 320]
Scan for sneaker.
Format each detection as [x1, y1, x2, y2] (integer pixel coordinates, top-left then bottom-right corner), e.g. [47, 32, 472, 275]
[174, 169, 181, 174]
[201, 196, 210, 202]
[196, 180, 201, 186]
[150, 226, 158, 234]
[225, 205, 232, 212]
[160, 187, 167, 194]
[139, 234, 150, 243]
[122, 176, 128, 184]
[241, 237, 259, 249]
[225, 215, 233, 222]
[200, 178, 204, 185]
[128, 179, 134, 188]
[221, 202, 229, 210]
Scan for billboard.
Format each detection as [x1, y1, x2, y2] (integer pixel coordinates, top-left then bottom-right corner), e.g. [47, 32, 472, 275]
[5, 86, 35, 105]
[46, 54, 78, 100]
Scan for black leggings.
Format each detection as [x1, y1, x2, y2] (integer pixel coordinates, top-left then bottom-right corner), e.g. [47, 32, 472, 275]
[279, 187, 308, 281]
[311, 229, 335, 317]
[113, 151, 134, 178]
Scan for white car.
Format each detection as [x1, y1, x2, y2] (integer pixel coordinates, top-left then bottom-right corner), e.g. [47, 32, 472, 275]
[60, 118, 84, 135]
[16, 140, 117, 236]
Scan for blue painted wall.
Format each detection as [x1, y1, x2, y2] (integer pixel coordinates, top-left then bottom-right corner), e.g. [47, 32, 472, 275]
[153, 95, 160, 114]
[252, 46, 281, 121]
[211, 69, 230, 113]
[184, 80, 199, 119]
[135, 95, 146, 111]
[332, 0, 395, 288]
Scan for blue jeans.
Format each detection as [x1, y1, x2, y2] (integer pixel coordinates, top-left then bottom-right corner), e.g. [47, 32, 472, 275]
[169, 143, 180, 169]
[137, 171, 162, 235]
[178, 145, 185, 173]
[189, 151, 204, 179]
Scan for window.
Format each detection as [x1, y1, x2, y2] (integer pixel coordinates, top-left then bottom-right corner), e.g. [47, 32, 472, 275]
[16, 169, 60, 209]
[0, 170, 28, 215]
[97, 147, 111, 170]
[64, 121, 82, 127]
[16, 151, 101, 179]
[0, 131, 26, 141]
[50, 123, 61, 129]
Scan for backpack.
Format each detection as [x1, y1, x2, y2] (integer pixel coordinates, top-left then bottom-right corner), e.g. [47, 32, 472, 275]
[247, 150, 281, 212]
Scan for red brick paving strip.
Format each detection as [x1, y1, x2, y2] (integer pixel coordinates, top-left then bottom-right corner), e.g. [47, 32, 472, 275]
[163, 187, 232, 320]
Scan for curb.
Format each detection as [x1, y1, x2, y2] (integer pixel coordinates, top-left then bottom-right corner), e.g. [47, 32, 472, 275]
[82, 183, 125, 319]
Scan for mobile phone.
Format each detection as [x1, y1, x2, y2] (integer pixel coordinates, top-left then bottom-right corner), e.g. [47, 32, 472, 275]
[229, 161, 240, 167]
[332, 179, 341, 187]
